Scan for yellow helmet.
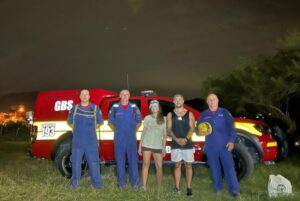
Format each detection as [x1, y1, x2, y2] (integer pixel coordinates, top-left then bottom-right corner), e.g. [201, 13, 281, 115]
[198, 122, 212, 135]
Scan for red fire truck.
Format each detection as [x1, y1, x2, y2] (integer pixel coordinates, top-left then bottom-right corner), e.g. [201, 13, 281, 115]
[30, 89, 277, 181]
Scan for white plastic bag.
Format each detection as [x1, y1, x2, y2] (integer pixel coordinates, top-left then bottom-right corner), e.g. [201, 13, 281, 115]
[268, 174, 292, 197]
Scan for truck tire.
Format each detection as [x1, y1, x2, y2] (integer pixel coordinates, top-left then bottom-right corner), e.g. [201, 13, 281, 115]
[235, 131, 263, 164]
[232, 143, 254, 181]
[54, 144, 88, 178]
[272, 126, 288, 162]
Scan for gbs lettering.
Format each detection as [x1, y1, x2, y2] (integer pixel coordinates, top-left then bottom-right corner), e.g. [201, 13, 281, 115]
[54, 100, 73, 111]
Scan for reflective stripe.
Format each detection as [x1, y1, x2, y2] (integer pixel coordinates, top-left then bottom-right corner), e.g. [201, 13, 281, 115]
[74, 113, 95, 118]
[73, 105, 78, 125]
[267, 141, 277, 147]
[33, 120, 206, 142]
[73, 104, 97, 130]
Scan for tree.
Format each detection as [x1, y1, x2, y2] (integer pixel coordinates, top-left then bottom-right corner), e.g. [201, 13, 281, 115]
[201, 30, 300, 135]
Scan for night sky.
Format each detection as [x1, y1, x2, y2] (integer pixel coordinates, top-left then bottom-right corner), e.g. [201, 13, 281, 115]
[1, 0, 300, 100]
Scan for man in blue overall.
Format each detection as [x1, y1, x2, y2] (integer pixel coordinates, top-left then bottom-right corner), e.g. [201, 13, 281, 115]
[196, 93, 239, 197]
[67, 89, 103, 189]
[108, 89, 142, 188]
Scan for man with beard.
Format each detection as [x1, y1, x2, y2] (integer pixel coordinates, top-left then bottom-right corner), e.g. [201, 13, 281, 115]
[167, 94, 195, 196]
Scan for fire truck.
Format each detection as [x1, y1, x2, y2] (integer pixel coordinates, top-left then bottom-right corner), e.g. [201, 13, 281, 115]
[29, 89, 278, 181]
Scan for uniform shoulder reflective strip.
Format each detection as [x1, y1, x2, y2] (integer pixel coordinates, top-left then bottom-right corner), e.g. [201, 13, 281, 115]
[72, 105, 79, 131]
[131, 104, 138, 117]
[77, 107, 96, 114]
[113, 104, 119, 107]
[94, 105, 97, 131]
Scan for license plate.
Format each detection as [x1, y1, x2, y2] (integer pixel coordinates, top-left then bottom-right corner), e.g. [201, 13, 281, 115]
[42, 123, 56, 137]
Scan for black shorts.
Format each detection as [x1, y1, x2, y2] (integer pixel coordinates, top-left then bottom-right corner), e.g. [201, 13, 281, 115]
[142, 146, 162, 154]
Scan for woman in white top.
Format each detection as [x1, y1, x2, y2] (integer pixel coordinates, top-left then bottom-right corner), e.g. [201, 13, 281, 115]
[138, 100, 167, 191]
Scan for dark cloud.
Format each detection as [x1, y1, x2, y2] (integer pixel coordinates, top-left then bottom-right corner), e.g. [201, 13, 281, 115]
[0, 0, 300, 99]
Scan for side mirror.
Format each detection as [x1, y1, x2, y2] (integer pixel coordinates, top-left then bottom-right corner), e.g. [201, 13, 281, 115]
[25, 111, 33, 124]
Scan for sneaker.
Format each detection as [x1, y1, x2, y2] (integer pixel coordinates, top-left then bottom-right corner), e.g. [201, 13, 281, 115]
[230, 192, 240, 197]
[117, 184, 126, 189]
[174, 187, 180, 193]
[92, 184, 102, 189]
[141, 186, 147, 191]
[70, 180, 79, 190]
[186, 188, 192, 196]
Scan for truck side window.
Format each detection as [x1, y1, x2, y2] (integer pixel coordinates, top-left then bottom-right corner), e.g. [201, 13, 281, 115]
[148, 100, 174, 116]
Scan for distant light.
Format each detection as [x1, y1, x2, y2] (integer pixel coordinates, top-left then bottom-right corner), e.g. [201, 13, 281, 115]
[18, 105, 25, 112]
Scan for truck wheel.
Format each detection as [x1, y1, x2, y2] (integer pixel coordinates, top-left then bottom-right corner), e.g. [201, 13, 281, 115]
[272, 126, 288, 162]
[232, 143, 254, 181]
[236, 132, 263, 164]
[54, 144, 88, 178]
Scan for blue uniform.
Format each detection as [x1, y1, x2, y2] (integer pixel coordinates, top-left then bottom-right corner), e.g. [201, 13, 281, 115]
[67, 103, 102, 189]
[196, 107, 239, 195]
[109, 102, 142, 188]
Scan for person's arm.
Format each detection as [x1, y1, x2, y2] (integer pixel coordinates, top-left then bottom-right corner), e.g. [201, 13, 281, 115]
[67, 106, 75, 129]
[162, 120, 167, 157]
[134, 106, 142, 129]
[186, 112, 195, 141]
[108, 106, 115, 131]
[225, 109, 236, 151]
[138, 117, 148, 156]
[138, 130, 145, 156]
[96, 106, 103, 128]
[166, 112, 176, 140]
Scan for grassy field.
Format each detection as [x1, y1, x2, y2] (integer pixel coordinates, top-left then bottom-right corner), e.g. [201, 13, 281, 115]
[0, 139, 300, 201]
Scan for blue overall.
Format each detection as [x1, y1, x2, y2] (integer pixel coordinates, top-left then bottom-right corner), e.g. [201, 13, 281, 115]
[109, 102, 142, 188]
[196, 107, 239, 195]
[67, 103, 102, 189]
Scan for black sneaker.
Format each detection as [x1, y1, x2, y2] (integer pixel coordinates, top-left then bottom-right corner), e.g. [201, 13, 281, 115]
[187, 188, 192, 196]
[231, 192, 240, 197]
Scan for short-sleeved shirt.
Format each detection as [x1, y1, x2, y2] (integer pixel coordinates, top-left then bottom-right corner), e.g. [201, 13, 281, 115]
[141, 115, 166, 150]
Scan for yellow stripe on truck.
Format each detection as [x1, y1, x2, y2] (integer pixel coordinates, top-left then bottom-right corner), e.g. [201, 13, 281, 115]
[267, 141, 277, 147]
[234, 122, 262, 136]
[33, 120, 206, 142]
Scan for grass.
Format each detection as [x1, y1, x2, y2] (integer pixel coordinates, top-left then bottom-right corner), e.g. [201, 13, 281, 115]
[0, 138, 300, 201]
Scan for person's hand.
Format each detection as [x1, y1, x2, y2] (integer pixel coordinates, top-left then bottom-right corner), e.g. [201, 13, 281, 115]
[176, 138, 187, 146]
[226, 142, 234, 151]
[162, 148, 166, 157]
[200, 131, 209, 136]
[138, 147, 142, 156]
